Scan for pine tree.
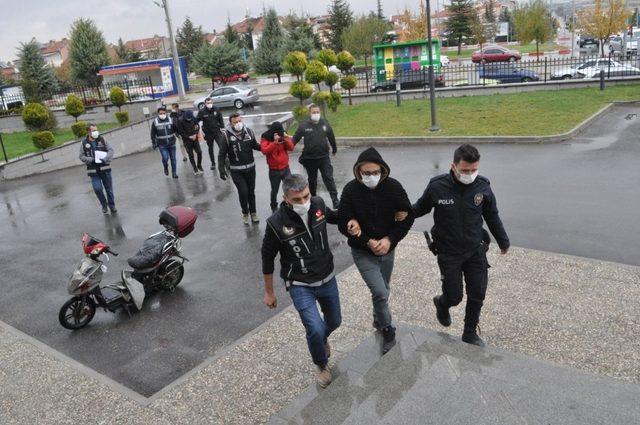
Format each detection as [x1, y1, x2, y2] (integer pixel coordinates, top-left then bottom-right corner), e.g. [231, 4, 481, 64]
[18, 40, 59, 98]
[114, 38, 142, 64]
[176, 17, 206, 71]
[69, 18, 109, 85]
[377, 0, 385, 20]
[445, 0, 476, 54]
[243, 22, 255, 50]
[253, 8, 286, 83]
[484, 0, 497, 23]
[224, 19, 240, 44]
[284, 13, 320, 56]
[327, 0, 354, 52]
[192, 41, 247, 82]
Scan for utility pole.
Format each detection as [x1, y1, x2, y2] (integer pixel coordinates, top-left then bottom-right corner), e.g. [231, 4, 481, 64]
[426, 0, 439, 132]
[155, 0, 186, 100]
[570, 0, 575, 57]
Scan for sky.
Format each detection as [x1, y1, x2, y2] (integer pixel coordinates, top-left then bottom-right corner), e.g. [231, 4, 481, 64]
[0, 0, 433, 62]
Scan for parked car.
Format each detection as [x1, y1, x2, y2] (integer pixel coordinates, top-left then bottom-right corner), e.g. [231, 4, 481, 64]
[471, 45, 521, 63]
[371, 70, 445, 92]
[478, 63, 539, 83]
[609, 35, 638, 58]
[213, 73, 250, 84]
[551, 58, 625, 80]
[578, 64, 640, 79]
[193, 85, 259, 110]
[578, 35, 599, 48]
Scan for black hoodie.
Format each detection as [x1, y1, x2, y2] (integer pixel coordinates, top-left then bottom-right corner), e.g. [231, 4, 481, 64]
[337, 147, 414, 254]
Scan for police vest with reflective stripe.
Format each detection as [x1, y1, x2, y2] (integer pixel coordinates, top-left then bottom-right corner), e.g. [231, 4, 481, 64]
[154, 118, 176, 146]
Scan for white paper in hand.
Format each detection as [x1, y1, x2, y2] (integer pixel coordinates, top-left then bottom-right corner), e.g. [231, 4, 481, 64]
[94, 151, 108, 164]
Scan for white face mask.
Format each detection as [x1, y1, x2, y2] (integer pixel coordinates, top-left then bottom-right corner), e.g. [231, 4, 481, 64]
[206, 103, 213, 109]
[361, 174, 381, 189]
[90, 130, 100, 139]
[233, 122, 244, 132]
[455, 167, 478, 185]
[158, 114, 167, 120]
[310, 113, 321, 123]
[291, 199, 311, 216]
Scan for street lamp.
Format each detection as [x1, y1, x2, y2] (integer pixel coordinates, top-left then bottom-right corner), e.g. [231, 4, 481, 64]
[426, 0, 439, 132]
[154, 0, 186, 101]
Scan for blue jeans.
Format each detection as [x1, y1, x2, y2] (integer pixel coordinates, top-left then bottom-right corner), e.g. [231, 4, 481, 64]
[159, 144, 177, 175]
[90, 170, 114, 208]
[351, 248, 396, 330]
[288, 277, 342, 366]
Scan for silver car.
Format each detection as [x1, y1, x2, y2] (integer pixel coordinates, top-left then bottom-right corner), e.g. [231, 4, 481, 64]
[193, 85, 259, 110]
[551, 58, 623, 80]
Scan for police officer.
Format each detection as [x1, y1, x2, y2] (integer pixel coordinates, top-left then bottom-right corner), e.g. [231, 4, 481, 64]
[261, 174, 342, 388]
[196, 97, 224, 170]
[150, 106, 179, 178]
[79, 123, 116, 213]
[219, 112, 261, 225]
[413, 144, 510, 347]
[292, 104, 340, 209]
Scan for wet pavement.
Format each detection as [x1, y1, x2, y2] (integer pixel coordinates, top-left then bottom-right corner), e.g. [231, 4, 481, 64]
[0, 104, 638, 397]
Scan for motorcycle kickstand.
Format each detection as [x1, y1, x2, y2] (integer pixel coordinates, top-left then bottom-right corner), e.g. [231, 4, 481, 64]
[123, 304, 133, 318]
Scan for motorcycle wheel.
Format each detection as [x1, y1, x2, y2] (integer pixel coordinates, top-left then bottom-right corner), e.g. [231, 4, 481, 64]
[161, 262, 184, 291]
[58, 297, 96, 330]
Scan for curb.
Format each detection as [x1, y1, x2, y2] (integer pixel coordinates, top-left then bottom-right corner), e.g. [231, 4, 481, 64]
[332, 102, 618, 147]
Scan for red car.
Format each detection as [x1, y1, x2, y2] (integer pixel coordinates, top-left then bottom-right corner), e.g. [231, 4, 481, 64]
[471, 45, 521, 63]
[213, 73, 250, 84]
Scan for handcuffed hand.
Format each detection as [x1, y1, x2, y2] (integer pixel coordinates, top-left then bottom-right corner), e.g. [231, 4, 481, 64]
[369, 237, 391, 256]
[395, 211, 408, 221]
[347, 219, 361, 237]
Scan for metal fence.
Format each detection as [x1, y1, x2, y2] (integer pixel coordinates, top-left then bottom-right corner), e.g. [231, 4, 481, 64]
[0, 77, 155, 112]
[336, 54, 640, 95]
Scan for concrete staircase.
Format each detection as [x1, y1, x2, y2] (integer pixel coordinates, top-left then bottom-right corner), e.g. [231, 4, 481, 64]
[269, 324, 640, 425]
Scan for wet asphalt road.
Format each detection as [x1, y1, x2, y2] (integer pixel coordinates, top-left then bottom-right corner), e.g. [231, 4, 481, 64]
[0, 104, 638, 397]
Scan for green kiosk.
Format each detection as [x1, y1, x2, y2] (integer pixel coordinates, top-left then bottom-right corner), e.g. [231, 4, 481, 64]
[372, 39, 442, 83]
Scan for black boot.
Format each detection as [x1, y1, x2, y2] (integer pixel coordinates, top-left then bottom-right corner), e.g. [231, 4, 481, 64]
[462, 300, 485, 347]
[433, 295, 451, 327]
[381, 326, 396, 354]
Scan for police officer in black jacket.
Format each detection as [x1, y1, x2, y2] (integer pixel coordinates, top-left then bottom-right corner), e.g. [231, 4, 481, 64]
[262, 174, 342, 389]
[413, 144, 510, 347]
[219, 112, 261, 225]
[79, 123, 116, 214]
[292, 104, 340, 209]
[196, 97, 224, 170]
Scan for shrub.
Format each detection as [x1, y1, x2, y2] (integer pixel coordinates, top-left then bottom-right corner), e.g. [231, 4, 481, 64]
[32, 131, 55, 150]
[316, 49, 337, 67]
[289, 80, 314, 105]
[292, 105, 309, 123]
[328, 92, 342, 112]
[324, 72, 339, 91]
[283, 51, 308, 80]
[22, 103, 50, 131]
[340, 75, 357, 105]
[305, 60, 329, 89]
[336, 51, 355, 73]
[64, 94, 85, 121]
[115, 110, 129, 126]
[71, 120, 88, 138]
[109, 86, 126, 110]
[311, 90, 332, 115]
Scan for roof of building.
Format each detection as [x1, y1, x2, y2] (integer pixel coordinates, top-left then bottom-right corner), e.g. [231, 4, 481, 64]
[124, 36, 167, 52]
[39, 39, 69, 55]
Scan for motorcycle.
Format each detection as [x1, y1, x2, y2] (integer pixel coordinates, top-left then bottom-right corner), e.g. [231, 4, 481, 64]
[58, 206, 198, 330]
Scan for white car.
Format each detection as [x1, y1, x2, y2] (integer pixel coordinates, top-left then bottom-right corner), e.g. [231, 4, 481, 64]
[551, 58, 625, 80]
[578, 64, 640, 79]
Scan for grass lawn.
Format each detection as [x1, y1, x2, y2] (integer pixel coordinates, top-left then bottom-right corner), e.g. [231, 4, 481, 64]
[296, 85, 640, 137]
[2, 122, 120, 161]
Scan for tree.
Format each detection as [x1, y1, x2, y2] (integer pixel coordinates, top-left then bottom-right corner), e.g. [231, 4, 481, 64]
[283, 51, 308, 80]
[64, 94, 85, 121]
[484, 0, 497, 24]
[514, 0, 557, 58]
[114, 38, 142, 64]
[193, 42, 248, 84]
[289, 80, 313, 105]
[224, 19, 240, 44]
[253, 8, 286, 83]
[176, 17, 205, 71]
[316, 49, 338, 67]
[69, 18, 110, 85]
[470, 13, 490, 51]
[398, 3, 428, 41]
[577, 0, 630, 57]
[327, 0, 354, 52]
[243, 22, 255, 51]
[376, 0, 385, 21]
[325, 71, 339, 92]
[342, 14, 390, 68]
[336, 51, 355, 73]
[109, 87, 126, 110]
[284, 14, 321, 56]
[340, 75, 357, 105]
[445, 0, 476, 54]
[17, 40, 59, 99]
